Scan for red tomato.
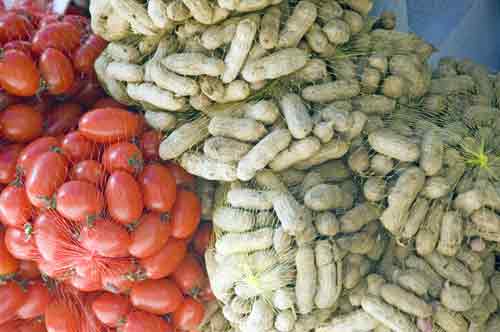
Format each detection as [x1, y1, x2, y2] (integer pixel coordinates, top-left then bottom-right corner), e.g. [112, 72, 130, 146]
[171, 254, 205, 296]
[18, 319, 46, 332]
[61, 131, 97, 164]
[102, 142, 144, 175]
[78, 108, 141, 144]
[72, 78, 105, 108]
[0, 185, 32, 228]
[73, 34, 107, 74]
[128, 212, 172, 259]
[79, 219, 130, 258]
[0, 91, 21, 111]
[16, 280, 50, 319]
[0, 320, 21, 332]
[140, 239, 187, 280]
[130, 279, 183, 315]
[0, 282, 26, 325]
[68, 273, 102, 292]
[198, 281, 216, 302]
[37, 259, 58, 279]
[4, 226, 38, 261]
[0, 13, 34, 43]
[139, 163, 176, 213]
[93, 98, 123, 109]
[122, 310, 173, 332]
[17, 136, 60, 175]
[105, 171, 144, 225]
[0, 104, 43, 143]
[44, 299, 80, 332]
[100, 261, 137, 294]
[165, 163, 195, 191]
[170, 190, 201, 239]
[25, 151, 68, 209]
[62, 15, 90, 36]
[31, 22, 82, 55]
[92, 293, 131, 328]
[0, 50, 40, 97]
[0, 230, 19, 276]
[3, 41, 33, 57]
[70, 160, 106, 187]
[0, 144, 23, 184]
[17, 260, 40, 280]
[33, 211, 68, 262]
[39, 48, 75, 95]
[139, 130, 162, 161]
[192, 222, 212, 256]
[55, 180, 104, 223]
[44, 103, 83, 136]
[172, 297, 205, 331]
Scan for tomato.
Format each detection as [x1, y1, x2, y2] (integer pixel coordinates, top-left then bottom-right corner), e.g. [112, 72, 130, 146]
[172, 297, 205, 331]
[0, 320, 21, 332]
[140, 239, 187, 280]
[0, 186, 32, 228]
[36, 259, 58, 279]
[102, 142, 144, 175]
[0, 13, 34, 43]
[165, 163, 195, 191]
[32, 22, 82, 55]
[25, 151, 68, 208]
[17, 137, 60, 175]
[0, 144, 23, 184]
[0, 104, 42, 143]
[16, 280, 50, 319]
[62, 15, 89, 36]
[192, 222, 212, 257]
[68, 273, 102, 292]
[39, 48, 75, 95]
[171, 254, 205, 296]
[128, 212, 172, 259]
[92, 98, 123, 110]
[0, 282, 26, 325]
[105, 171, 144, 225]
[18, 319, 46, 332]
[197, 281, 216, 302]
[73, 34, 107, 74]
[4, 226, 37, 261]
[92, 293, 131, 328]
[78, 108, 141, 144]
[79, 219, 130, 258]
[0, 91, 21, 111]
[170, 190, 201, 239]
[0, 230, 19, 276]
[0, 50, 40, 97]
[55, 180, 104, 223]
[70, 160, 106, 187]
[130, 279, 183, 315]
[139, 163, 176, 213]
[3, 41, 33, 57]
[100, 261, 137, 294]
[33, 211, 69, 263]
[139, 130, 162, 161]
[122, 310, 173, 332]
[61, 131, 97, 164]
[44, 103, 82, 136]
[17, 260, 40, 280]
[72, 78, 105, 108]
[44, 299, 80, 332]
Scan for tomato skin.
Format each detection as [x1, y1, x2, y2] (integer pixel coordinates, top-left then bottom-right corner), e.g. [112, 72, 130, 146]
[3, 41, 33, 57]
[61, 131, 97, 164]
[55, 180, 104, 223]
[18, 319, 46, 332]
[139, 130, 162, 161]
[16, 280, 51, 319]
[192, 222, 212, 257]
[92, 293, 131, 328]
[172, 297, 205, 331]
[165, 163, 195, 191]
[4, 226, 38, 261]
[0, 144, 23, 184]
[102, 142, 144, 175]
[25, 151, 68, 209]
[68, 273, 102, 292]
[0, 281, 26, 325]
[0, 104, 43, 143]
[170, 190, 201, 239]
[17, 136, 60, 175]
[17, 260, 40, 280]
[70, 160, 106, 187]
[0, 230, 19, 276]
[73, 34, 108, 74]
[93, 98, 123, 109]
[0, 13, 34, 43]
[72, 78, 105, 108]
[44, 299, 80, 332]
[78, 108, 141, 144]
[140, 239, 187, 280]
[39, 48, 75, 95]
[0, 186, 32, 228]
[122, 310, 173, 332]
[32, 22, 82, 55]
[171, 254, 205, 296]
[129, 212, 172, 259]
[33, 212, 69, 263]
[79, 219, 131, 258]
[130, 279, 183, 315]
[139, 163, 177, 213]
[105, 171, 144, 225]
[44, 103, 83, 136]
[0, 50, 40, 97]
[62, 15, 90, 36]
[100, 261, 137, 294]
